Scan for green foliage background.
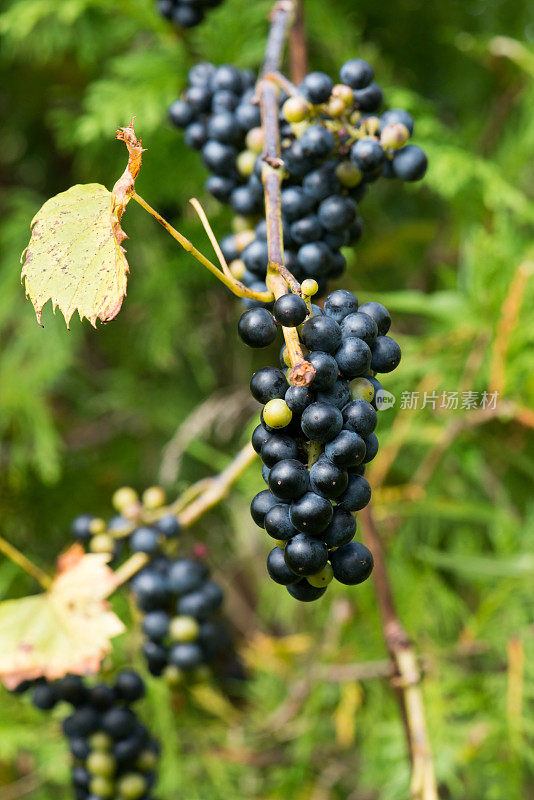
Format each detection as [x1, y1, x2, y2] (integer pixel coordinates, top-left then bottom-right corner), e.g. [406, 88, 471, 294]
[1, 0, 533, 798]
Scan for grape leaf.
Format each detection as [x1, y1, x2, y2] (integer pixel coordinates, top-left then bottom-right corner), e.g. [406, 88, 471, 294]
[21, 120, 145, 328]
[0, 544, 124, 689]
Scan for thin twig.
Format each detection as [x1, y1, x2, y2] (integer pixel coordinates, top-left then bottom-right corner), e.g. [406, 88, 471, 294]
[360, 505, 438, 800]
[158, 387, 254, 486]
[189, 197, 234, 281]
[0, 535, 52, 590]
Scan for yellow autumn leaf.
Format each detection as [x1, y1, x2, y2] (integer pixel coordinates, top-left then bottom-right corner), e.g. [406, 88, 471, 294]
[21, 120, 144, 328]
[0, 544, 124, 689]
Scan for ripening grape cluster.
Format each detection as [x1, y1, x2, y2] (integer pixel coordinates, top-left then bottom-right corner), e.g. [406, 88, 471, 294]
[70, 488, 234, 686]
[156, 0, 224, 29]
[170, 58, 427, 296]
[242, 287, 399, 601]
[131, 555, 233, 686]
[168, 62, 262, 208]
[70, 486, 182, 563]
[17, 671, 159, 800]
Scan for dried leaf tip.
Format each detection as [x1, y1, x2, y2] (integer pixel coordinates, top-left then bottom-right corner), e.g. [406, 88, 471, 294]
[115, 118, 146, 181]
[112, 118, 146, 244]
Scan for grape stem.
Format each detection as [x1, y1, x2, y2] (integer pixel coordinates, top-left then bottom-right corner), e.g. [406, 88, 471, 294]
[360, 504, 439, 800]
[131, 192, 273, 303]
[259, 0, 315, 387]
[189, 197, 235, 283]
[0, 534, 52, 590]
[177, 441, 257, 527]
[261, 70, 298, 97]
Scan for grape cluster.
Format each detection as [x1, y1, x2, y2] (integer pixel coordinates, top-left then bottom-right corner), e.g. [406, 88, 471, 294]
[245, 288, 399, 601]
[70, 489, 233, 684]
[171, 58, 427, 297]
[131, 555, 232, 686]
[168, 62, 263, 211]
[24, 671, 159, 800]
[70, 485, 181, 564]
[222, 60, 427, 295]
[156, 0, 223, 29]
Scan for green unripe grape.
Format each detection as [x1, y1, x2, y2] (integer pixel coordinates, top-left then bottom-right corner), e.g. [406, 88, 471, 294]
[117, 772, 147, 800]
[112, 486, 139, 511]
[236, 149, 256, 177]
[232, 215, 254, 234]
[332, 83, 355, 107]
[169, 615, 200, 642]
[89, 533, 114, 554]
[136, 749, 158, 772]
[327, 97, 346, 118]
[274, 539, 287, 548]
[89, 517, 106, 535]
[230, 259, 246, 279]
[336, 161, 362, 188]
[245, 126, 264, 154]
[234, 229, 255, 252]
[86, 751, 116, 778]
[380, 122, 410, 150]
[89, 732, 112, 751]
[301, 278, 319, 298]
[362, 116, 380, 136]
[90, 776, 114, 799]
[263, 399, 292, 429]
[280, 345, 291, 367]
[282, 96, 310, 123]
[351, 377, 375, 403]
[142, 485, 166, 509]
[292, 121, 310, 139]
[308, 563, 334, 588]
[163, 664, 185, 688]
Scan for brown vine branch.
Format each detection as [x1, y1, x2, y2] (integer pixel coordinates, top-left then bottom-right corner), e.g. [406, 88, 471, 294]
[360, 505, 439, 800]
[288, 0, 308, 84]
[259, 0, 315, 388]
